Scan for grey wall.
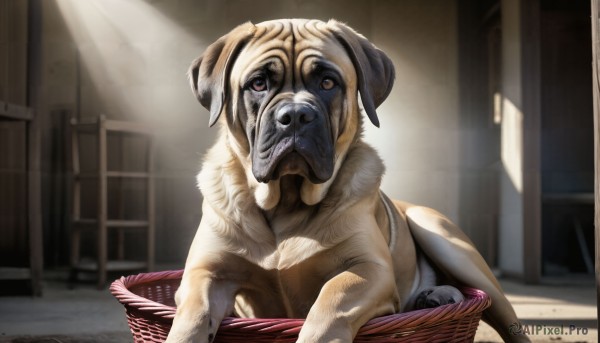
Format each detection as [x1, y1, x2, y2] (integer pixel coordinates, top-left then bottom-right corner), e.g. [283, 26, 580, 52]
[39, 0, 505, 266]
[497, 0, 525, 276]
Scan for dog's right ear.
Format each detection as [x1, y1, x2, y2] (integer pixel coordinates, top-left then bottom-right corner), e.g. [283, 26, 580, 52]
[188, 22, 256, 127]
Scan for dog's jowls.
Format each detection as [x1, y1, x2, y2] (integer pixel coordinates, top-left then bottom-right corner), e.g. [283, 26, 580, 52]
[166, 19, 530, 343]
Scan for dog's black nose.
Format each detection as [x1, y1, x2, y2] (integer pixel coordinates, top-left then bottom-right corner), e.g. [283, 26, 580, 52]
[276, 104, 316, 127]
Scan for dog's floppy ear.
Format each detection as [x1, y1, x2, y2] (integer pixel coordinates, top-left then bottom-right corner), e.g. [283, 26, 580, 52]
[188, 22, 256, 127]
[329, 20, 395, 128]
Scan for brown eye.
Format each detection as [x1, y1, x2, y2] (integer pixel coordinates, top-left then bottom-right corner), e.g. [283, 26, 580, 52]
[250, 77, 267, 92]
[320, 77, 335, 90]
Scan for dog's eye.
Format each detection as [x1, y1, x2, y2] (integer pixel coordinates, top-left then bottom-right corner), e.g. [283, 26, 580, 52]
[320, 77, 336, 90]
[250, 77, 267, 92]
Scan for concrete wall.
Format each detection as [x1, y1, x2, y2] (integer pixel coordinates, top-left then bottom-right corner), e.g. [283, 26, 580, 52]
[367, 1, 501, 265]
[38, 0, 504, 265]
[497, 0, 525, 276]
[365, 1, 460, 218]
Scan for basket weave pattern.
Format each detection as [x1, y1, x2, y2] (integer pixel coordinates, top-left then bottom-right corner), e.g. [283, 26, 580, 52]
[110, 270, 491, 342]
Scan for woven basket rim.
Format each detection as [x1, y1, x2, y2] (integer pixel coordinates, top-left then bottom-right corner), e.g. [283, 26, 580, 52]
[110, 269, 491, 335]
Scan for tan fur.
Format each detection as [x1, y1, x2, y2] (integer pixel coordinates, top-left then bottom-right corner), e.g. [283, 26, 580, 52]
[167, 19, 530, 343]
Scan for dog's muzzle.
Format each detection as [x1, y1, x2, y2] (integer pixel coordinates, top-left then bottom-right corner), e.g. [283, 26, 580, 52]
[252, 101, 334, 184]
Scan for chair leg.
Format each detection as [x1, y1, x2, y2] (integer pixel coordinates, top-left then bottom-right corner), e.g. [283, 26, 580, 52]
[69, 228, 80, 288]
[97, 116, 108, 289]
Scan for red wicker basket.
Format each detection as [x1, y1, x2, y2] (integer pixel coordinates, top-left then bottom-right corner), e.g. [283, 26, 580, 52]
[110, 270, 490, 342]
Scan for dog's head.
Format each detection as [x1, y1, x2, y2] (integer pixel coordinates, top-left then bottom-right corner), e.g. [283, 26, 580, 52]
[189, 19, 394, 209]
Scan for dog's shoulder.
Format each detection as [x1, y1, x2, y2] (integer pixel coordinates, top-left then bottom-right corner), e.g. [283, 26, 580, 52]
[196, 134, 257, 218]
[325, 141, 385, 204]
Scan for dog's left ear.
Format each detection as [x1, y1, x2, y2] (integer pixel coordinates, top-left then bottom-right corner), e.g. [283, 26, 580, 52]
[329, 20, 395, 128]
[189, 22, 257, 127]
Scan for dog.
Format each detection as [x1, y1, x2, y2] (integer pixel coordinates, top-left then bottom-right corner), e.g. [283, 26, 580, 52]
[166, 19, 530, 343]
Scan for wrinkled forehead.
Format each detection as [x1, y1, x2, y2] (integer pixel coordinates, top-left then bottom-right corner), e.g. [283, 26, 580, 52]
[230, 20, 356, 84]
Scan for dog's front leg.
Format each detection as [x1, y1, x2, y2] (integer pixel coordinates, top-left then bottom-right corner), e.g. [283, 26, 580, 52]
[297, 262, 399, 343]
[166, 268, 238, 343]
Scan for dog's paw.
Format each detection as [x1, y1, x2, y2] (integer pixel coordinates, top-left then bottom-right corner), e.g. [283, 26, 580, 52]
[165, 312, 218, 343]
[414, 285, 465, 309]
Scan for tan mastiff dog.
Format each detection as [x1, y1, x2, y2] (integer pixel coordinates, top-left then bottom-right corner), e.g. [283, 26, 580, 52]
[167, 19, 530, 343]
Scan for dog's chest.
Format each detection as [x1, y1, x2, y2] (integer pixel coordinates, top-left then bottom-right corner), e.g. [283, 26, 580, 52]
[263, 209, 334, 269]
[268, 248, 344, 317]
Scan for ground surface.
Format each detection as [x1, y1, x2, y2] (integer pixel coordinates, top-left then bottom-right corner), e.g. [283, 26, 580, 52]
[0, 270, 596, 342]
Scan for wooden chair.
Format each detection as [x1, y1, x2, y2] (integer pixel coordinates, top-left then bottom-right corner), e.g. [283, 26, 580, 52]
[70, 115, 155, 289]
[0, 101, 43, 296]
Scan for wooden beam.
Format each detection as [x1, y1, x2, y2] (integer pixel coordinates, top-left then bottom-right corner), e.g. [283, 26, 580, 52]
[27, 0, 43, 297]
[0, 100, 33, 121]
[0, 267, 31, 280]
[590, 0, 600, 324]
[521, 0, 542, 284]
